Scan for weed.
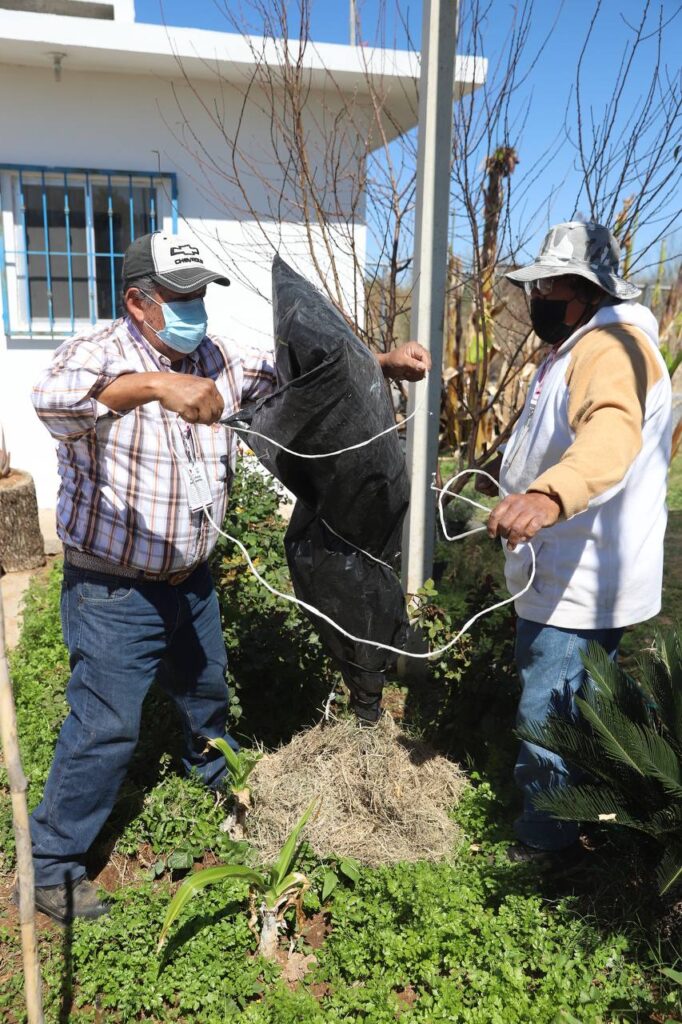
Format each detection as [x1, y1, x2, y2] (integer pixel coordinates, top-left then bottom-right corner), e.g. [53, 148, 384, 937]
[159, 801, 317, 959]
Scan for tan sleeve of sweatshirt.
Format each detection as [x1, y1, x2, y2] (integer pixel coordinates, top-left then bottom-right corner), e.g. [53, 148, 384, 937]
[527, 324, 663, 519]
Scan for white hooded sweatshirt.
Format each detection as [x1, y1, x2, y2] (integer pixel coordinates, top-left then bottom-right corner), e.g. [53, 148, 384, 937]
[499, 301, 672, 629]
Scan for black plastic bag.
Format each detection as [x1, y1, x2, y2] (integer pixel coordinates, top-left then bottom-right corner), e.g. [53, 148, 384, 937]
[227, 256, 410, 718]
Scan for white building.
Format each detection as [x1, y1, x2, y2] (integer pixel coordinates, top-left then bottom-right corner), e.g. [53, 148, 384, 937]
[0, 0, 485, 507]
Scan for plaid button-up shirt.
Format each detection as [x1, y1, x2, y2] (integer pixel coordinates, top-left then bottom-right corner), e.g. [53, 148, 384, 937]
[32, 317, 276, 573]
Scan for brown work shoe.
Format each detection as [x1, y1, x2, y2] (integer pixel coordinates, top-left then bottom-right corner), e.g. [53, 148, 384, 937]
[16, 876, 110, 925]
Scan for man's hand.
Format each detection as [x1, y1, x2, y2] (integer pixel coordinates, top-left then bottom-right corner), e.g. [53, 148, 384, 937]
[378, 342, 432, 382]
[487, 492, 561, 550]
[156, 374, 225, 425]
[98, 371, 225, 425]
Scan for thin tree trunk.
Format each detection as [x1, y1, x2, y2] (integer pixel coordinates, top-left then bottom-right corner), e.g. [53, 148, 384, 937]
[0, 584, 44, 1023]
[0, 471, 45, 573]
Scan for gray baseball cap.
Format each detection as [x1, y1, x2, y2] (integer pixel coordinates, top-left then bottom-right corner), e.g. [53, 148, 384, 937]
[122, 232, 230, 293]
[506, 221, 641, 300]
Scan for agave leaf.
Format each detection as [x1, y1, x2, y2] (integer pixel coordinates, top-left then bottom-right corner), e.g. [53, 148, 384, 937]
[158, 864, 265, 949]
[265, 870, 308, 909]
[237, 757, 260, 786]
[271, 799, 317, 889]
[207, 737, 244, 780]
[656, 845, 682, 896]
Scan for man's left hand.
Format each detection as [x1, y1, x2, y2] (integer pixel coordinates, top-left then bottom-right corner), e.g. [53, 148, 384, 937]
[379, 342, 432, 382]
[487, 492, 561, 550]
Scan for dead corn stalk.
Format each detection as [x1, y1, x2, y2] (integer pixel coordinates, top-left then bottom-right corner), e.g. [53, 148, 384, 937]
[0, 584, 44, 1022]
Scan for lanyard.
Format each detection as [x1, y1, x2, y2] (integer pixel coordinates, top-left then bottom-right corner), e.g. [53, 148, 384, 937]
[178, 423, 198, 464]
[528, 347, 558, 416]
[504, 348, 559, 475]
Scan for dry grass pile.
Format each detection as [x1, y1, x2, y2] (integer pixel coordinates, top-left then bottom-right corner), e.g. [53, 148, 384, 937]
[247, 715, 466, 866]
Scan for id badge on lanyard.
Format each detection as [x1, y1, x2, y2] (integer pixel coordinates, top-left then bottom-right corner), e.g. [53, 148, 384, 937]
[177, 423, 213, 513]
[504, 348, 558, 472]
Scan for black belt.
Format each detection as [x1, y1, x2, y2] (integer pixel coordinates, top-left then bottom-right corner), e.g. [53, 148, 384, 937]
[64, 548, 201, 586]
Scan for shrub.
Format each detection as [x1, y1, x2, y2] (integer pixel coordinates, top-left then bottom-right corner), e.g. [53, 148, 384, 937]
[211, 460, 336, 746]
[519, 630, 682, 894]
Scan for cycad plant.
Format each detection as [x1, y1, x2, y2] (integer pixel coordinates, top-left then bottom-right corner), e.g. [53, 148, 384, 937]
[207, 737, 260, 839]
[517, 630, 682, 895]
[158, 800, 316, 960]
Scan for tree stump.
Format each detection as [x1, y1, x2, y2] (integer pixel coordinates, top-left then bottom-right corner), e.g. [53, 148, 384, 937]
[0, 471, 45, 573]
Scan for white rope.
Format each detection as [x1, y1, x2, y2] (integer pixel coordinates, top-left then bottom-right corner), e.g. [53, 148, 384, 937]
[201, 467, 536, 661]
[320, 518, 393, 571]
[432, 469, 500, 542]
[223, 394, 428, 460]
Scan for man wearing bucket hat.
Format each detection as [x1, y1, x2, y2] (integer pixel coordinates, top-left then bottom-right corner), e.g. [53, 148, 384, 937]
[484, 221, 672, 860]
[28, 231, 430, 923]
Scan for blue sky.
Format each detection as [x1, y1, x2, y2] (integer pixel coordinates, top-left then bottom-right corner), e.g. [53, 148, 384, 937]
[135, 0, 681, 277]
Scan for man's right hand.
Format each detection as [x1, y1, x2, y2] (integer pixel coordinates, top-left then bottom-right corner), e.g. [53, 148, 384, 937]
[156, 374, 225, 425]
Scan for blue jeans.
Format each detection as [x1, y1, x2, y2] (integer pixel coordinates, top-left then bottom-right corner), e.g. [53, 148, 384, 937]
[30, 562, 236, 887]
[514, 618, 623, 851]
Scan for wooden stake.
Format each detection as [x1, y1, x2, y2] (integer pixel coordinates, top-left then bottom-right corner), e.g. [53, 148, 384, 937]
[0, 576, 44, 1023]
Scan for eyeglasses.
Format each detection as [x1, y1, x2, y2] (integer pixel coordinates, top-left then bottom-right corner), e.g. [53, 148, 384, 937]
[523, 278, 557, 297]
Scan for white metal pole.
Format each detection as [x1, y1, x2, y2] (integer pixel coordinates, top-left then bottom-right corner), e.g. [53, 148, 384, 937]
[350, 0, 357, 45]
[402, 0, 459, 598]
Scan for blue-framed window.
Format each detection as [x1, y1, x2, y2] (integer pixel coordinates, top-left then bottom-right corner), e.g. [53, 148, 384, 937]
[0, 165, 178, 340]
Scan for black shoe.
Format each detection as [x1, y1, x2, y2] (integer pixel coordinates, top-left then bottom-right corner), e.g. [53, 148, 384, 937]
[506, 842, 552, 865]
[350, 693, 384, 726]
[507, 840, 588, 875]
[16, 876, 110, 925]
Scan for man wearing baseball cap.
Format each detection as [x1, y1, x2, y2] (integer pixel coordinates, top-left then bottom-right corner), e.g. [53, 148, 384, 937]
[484, 221, 672, 861]
[28, 231, 430, 923]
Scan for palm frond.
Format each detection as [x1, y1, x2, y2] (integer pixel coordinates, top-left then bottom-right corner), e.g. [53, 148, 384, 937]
[656, 844, 682, 895]
[628, 724, 682, 799]
[646, 803, 682, 836]
[522, 631, 682, 871]
[574, 696, 647, 776]
[516, 717, 630, 786]
[647, 631, 682, 748]
[532, 784, 646, 832]
[581, 643, 621, 700]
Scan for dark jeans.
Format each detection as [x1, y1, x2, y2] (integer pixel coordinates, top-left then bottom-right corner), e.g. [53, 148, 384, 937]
[30, 562, 236, 887]
[514, 618, 623, 851]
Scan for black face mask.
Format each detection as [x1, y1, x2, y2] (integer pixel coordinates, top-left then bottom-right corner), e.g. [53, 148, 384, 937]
[529, 297, 574, 346]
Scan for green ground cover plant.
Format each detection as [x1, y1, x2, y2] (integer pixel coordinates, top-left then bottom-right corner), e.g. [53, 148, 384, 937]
[2, 457, 682, 1022]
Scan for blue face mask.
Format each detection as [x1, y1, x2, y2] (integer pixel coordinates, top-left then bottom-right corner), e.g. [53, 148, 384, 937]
[142, 292, 208, 354]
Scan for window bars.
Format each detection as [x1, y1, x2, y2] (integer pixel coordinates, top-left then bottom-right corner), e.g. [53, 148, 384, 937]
[0, 165, 178, 340]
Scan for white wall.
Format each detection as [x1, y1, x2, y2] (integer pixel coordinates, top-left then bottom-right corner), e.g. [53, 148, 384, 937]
[0, 61, 367, 506]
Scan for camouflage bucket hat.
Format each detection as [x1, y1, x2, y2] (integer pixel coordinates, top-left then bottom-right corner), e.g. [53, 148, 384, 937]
[506, 221, 641, 300]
